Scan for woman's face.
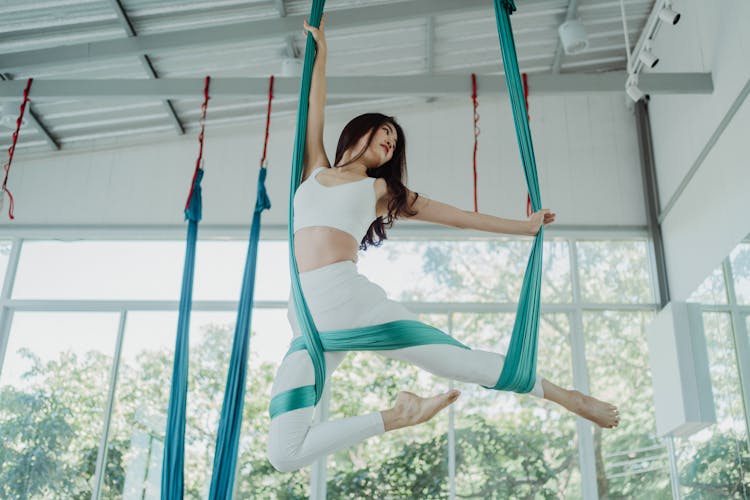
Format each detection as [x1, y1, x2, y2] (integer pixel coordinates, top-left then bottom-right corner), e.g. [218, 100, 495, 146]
[353, 122, 399, 168]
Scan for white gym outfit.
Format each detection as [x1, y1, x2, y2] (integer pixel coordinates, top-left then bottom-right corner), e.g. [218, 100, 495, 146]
[266, 167, 545, 473]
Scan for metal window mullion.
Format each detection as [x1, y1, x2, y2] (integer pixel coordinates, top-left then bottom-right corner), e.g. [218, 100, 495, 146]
[722, 259, 750, 445]
[91, 310, 127, 500]
[0, 298, 659, 314]
[0, 238, 22, 379]
[568, 239, 598, 500]
[447, 313, 456, 500]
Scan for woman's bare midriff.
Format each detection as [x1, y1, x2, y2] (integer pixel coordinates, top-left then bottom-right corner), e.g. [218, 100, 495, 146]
[294, 226, 360, 272]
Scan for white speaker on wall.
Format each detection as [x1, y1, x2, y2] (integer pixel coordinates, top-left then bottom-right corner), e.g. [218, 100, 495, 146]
[646, 302, 716, 437]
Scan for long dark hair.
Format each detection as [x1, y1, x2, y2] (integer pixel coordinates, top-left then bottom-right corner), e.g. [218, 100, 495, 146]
[334, 113, 418, 250]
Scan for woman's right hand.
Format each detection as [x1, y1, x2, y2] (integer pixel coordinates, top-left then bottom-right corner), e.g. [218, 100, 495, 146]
[303, 14, 327, 53]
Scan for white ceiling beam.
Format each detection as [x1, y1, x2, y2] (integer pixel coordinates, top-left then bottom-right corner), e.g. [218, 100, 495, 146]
[0, 0, 556, 72]
[107, 0, 184, 135]
[0, 73, 713, 99]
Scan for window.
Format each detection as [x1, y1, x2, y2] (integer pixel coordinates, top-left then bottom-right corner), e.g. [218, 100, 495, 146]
[0, 312, 119, 499]
[0, 236, 666, 498]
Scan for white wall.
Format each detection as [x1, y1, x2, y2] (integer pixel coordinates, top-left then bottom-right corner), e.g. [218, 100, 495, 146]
[648, 0, 750, 299]
[0, 92, 644, 232]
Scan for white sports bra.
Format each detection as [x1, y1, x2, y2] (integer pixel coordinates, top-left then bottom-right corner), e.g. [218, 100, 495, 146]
[293, 166, 377, 242]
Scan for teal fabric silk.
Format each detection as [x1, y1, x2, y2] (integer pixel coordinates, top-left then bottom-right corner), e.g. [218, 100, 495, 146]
[162, 168, 203, 500]
[269, 320, 470, 419]
[490, 0, 543, 393]
[287, 0, 328, 409]
[207, 167, 271, 499]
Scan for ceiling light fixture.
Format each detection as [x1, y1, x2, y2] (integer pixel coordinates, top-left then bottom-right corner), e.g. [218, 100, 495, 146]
[658, 5, 681, 25]
[639, 43, 659, 68]
[558, 19, 589, 55]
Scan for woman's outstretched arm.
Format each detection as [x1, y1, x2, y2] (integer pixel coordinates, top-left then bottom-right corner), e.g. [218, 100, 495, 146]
[404, 191, 555, 236]
[302, 16, 330, 179]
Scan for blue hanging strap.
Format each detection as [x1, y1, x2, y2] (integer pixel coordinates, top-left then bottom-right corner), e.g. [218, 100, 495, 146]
[161, 76, 210, 500]
[207, 76, 274, 500]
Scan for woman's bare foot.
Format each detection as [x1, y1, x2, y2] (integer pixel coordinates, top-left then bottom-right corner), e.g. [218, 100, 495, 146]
[542, 380, 619, 428]
[564, 390, 620, 428]
[381, 390, 461, 432]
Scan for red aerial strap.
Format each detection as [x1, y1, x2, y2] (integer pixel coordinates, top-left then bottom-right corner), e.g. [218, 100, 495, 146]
[471, 73, 480, 212]
[185, 76, 211, 211]
[2, 78, 33, 220]
[260, 75, 275, 168]
[522, 72, 532, 217]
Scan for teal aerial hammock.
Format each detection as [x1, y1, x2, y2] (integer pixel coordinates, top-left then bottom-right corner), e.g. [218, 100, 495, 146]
[206, 76, 273, 500]
[274, 0, 543, 419]
[161, 76, 274, 499]
[162, 76, 211, 500]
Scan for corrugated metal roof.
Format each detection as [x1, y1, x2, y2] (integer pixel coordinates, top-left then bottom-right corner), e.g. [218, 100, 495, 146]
[0, 0, 655, 153]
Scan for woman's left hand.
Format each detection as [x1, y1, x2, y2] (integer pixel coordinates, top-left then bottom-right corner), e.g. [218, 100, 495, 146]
[528, 209, 556, 235]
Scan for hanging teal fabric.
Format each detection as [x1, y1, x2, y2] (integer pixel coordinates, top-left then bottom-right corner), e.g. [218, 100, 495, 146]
[161, 167, 204, 500]
[207, 167, 271, 499]
[162, 76, 210, 500]
[281, 0, 544, 419]
[269, 320, 471, 418]
[208, 75, 275, 499]
[287, 0, 327, 407]
[490, 0, 543, 393]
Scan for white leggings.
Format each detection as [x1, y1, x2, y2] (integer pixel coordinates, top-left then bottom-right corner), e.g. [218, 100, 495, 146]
[266, 261, 545, 473]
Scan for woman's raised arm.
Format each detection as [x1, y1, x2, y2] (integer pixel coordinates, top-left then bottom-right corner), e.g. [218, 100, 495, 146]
[302, 16, 330, 180]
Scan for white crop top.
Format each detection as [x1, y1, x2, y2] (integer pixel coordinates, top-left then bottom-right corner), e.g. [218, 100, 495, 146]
[293, 166, 377, 242]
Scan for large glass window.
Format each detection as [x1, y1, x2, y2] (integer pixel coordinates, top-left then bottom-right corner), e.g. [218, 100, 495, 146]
[325, 313, 450, 498]
[577, 240, 654, 304]
[358, 239, 572, 304]
[13, 240, 291, 302]
[0, 236, 670, 499]
[583, 310, 669, 498]
[451, 312, 580, 498]
[13, 241, 185, 300]
[102, 312, 236, 499]
[687, 265, 728, 305]
[679, 258, 750, 499]
[0, 312, 119, 499]
[673, 313, 749, 499]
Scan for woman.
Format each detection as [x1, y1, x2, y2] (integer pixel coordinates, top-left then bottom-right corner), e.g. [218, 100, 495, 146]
[266, 16, 619, 473]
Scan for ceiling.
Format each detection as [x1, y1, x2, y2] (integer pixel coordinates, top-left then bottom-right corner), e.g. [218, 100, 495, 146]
[0, 0, 655, 154]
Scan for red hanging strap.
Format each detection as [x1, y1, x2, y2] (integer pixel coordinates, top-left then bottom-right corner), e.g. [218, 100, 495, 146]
[471, 73, 480, 213]
[2, 78, 33, 220]
[260, 75, 275, 168]
[185, 76, 211, 211]
[522, 72, 533, 217]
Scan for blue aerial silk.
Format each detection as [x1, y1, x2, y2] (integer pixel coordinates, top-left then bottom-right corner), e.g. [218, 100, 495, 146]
[161, 168, 203, 500]
[161, 166, 271, 499]
[207, 167, 271, 499]
[491, 0, 543, 393]
[278, 0, 544, 419]
[287, 0, 328, 410]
